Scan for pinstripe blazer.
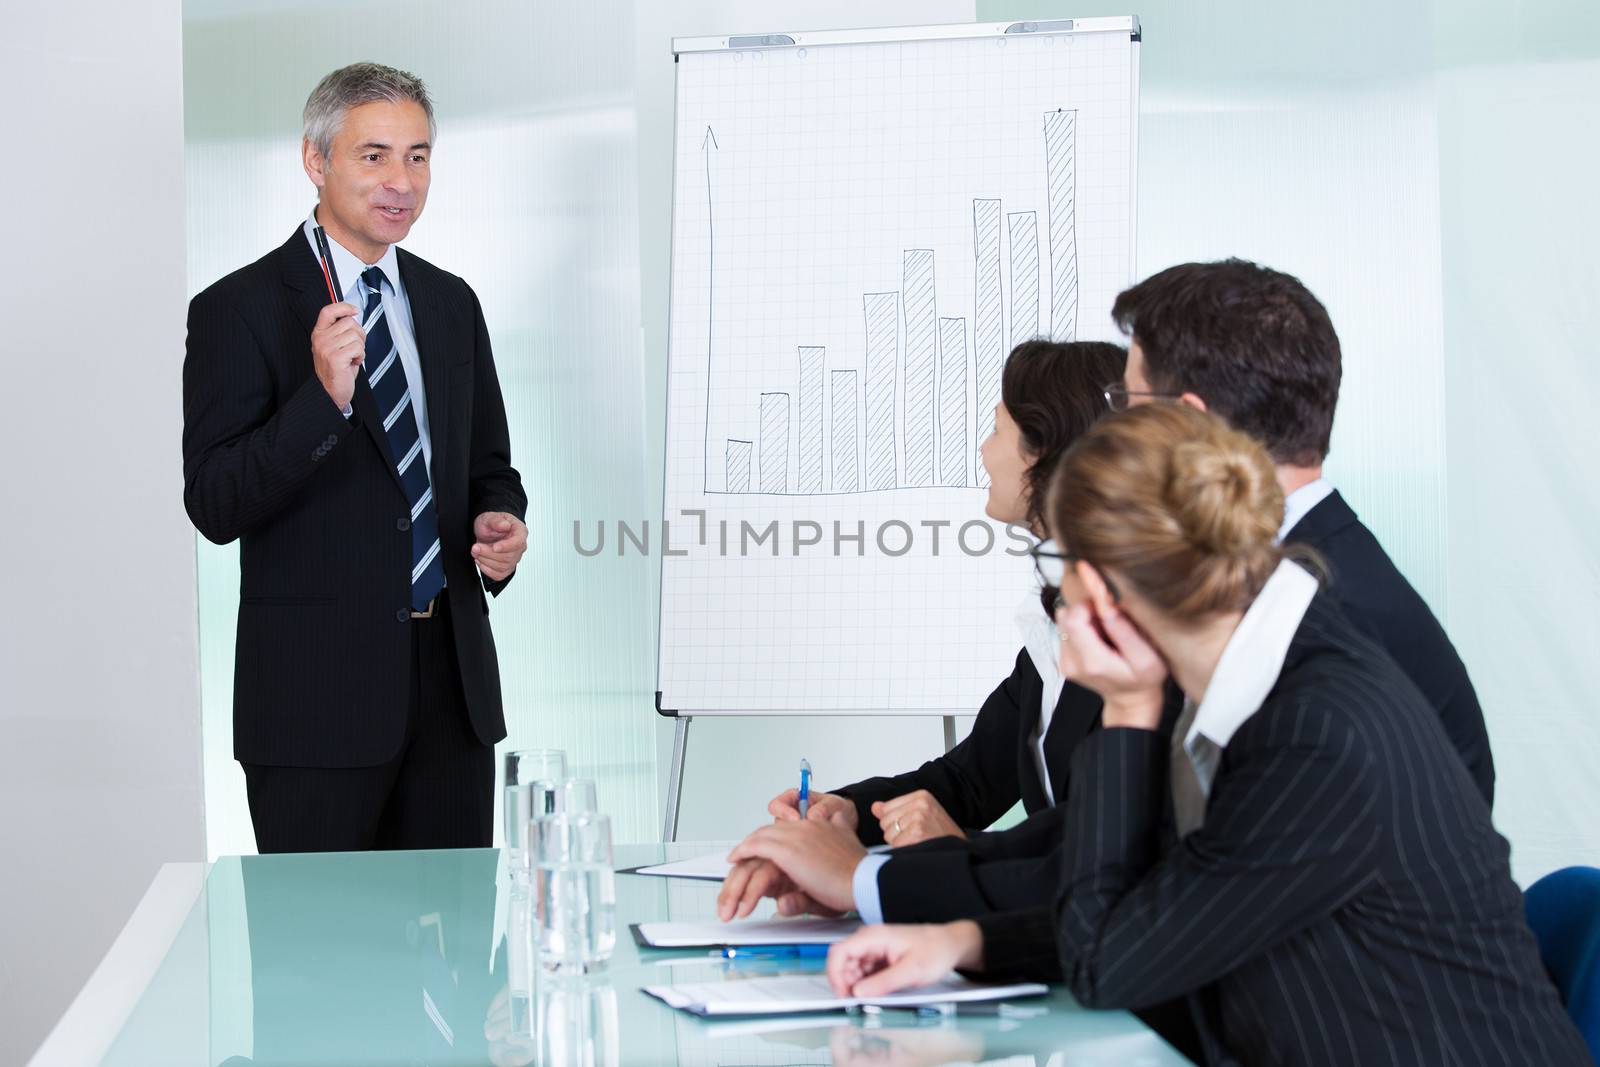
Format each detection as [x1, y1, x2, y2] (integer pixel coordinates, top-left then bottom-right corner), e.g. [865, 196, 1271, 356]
[974, 593, 1587, 1066]
[182, 227, 526, 767]
[1287, 490, 1494, 804]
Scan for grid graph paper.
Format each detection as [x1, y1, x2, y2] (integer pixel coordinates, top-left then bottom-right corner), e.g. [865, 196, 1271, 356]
[660, 25, 1137, 713]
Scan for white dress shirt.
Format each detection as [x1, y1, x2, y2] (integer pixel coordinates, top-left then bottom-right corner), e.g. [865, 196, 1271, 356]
[1278, 477, 1334, 541]
[1170, 558, 1320, 837]
[301, 211, 434, 474]
[1016, 590, 1067, 807]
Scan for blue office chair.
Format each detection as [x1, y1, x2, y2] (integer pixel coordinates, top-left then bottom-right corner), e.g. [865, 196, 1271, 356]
[1525, 865, 1600, 1058]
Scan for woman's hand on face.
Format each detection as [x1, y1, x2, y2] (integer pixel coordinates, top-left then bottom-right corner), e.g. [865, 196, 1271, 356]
[1056, 600, 1168, 730]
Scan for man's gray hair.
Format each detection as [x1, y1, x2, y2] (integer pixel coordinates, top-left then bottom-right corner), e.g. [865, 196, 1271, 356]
[303, 62, 435, 158]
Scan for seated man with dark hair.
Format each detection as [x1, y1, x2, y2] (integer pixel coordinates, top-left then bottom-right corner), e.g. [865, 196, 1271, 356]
[1110, 258, 1493, 806]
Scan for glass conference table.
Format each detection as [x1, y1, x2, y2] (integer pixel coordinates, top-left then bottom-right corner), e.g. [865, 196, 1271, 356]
[81, 844, 1187, 1066]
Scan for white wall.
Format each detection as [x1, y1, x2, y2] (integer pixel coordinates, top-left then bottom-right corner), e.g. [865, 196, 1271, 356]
[0, 2, 205, 1062]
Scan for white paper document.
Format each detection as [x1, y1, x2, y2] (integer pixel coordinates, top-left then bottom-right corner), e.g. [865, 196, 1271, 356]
[619, 851, 731, 881]
[634, 917, 861, 949]
[642, 973, 1049, 1016]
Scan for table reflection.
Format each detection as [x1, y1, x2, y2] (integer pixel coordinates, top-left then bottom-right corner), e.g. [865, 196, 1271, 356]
[231, 849, 502, 1066]
[98, 846, 1189, 1066]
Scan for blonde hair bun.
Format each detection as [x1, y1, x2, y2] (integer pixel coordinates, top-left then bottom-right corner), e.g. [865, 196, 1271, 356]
[1168, 435, 1281, 556]
[1047, 402, 1287, 620]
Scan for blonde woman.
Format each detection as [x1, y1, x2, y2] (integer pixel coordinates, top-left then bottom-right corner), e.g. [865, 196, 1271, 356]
[825, 404, 1585, 1067]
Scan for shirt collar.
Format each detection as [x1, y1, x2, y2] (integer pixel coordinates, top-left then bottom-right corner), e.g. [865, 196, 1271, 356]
[1278, 477, 1334, 541]
[1015, 588, 1061, 689]
[302, 209, 402, 304]
[1186, 559, 1319, 752]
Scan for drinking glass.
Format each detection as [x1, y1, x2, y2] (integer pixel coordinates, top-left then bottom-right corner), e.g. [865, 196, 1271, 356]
[504, 749, 566, 874]
[551, 777, 598, 816]
[535, 812, 616, 973]
[524, 776, 597, 869]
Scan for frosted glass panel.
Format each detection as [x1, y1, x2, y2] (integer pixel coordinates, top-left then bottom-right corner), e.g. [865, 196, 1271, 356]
[1434, 20, 1600, 884]
[184, 0, 655, 856]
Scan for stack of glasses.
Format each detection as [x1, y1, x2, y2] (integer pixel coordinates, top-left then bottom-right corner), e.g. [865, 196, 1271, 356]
[503, 750, 618, 976]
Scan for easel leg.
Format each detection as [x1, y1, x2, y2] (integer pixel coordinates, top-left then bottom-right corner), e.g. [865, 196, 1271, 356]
[942, 715, 957, 754]
[663, 715, 693, 842]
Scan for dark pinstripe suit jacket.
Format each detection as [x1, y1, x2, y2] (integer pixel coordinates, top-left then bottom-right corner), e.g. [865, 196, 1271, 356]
[182, 227, 526, 767]
[973, 593, 1587, 1067]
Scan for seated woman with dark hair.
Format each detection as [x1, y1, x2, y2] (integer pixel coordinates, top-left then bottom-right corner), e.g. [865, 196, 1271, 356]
[719, 340, 1125, 921]
[772, 339, 1128, 847]
[821, 403, 1587, 1067]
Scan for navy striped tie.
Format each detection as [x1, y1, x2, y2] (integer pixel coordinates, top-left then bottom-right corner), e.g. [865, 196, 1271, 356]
[360, 266, 445, 612]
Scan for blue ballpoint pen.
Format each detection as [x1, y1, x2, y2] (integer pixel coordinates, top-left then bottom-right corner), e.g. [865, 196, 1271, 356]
[798, 758, 812, 819]
[722, 944, 831, 960]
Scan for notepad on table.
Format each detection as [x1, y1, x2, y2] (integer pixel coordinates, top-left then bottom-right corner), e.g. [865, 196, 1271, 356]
[642, 973, 1048, 1016]
[617, 851, 731, 881]
[632, 917, 861, 949]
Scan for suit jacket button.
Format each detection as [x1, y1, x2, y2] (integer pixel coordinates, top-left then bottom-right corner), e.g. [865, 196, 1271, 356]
[397, 516, 412, 532]
[395, 608, 410, 623]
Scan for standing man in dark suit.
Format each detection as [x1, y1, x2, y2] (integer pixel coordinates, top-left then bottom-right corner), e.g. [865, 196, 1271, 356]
[182, 63, 528, 853]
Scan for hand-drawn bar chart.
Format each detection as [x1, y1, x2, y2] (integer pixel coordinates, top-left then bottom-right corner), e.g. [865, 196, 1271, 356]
[661, 22, 1140, 715]
[703, 111, 1081, 496]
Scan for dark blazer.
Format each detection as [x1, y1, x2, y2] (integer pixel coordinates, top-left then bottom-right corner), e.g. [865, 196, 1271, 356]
[974, 593, 1587, 1067]
[182, 227, 527, 767]
[1287, 490, 1494, 803]
[833, 647, 1103, 845]
[870, 489, 1497, 922]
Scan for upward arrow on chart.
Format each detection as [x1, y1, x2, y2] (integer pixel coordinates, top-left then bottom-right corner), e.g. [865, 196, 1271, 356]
[702, 126, 718, 491]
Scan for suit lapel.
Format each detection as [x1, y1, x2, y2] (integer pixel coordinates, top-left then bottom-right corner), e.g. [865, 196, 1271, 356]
[398, 249, 451, 487]
[279, 227, 407, 496]
[1015, 663, 1047, 810]
[282, 227, 335, 332]
[1042, 681, 1104, 803]
[348, 374, 405, 495]
[1283, 490, 1357, 550]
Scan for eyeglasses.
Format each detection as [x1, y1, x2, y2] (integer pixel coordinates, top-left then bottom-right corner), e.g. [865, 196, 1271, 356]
[1028, 538, 1121, 608]
[1102, 383, 1182, 412]
[1029, 541, 1071, 615]
[1030, 539, 1069, 587]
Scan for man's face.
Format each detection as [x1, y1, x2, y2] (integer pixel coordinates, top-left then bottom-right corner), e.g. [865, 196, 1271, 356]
[304, 99, 431, 261]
